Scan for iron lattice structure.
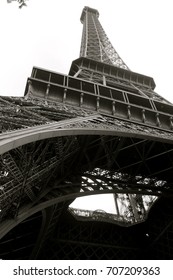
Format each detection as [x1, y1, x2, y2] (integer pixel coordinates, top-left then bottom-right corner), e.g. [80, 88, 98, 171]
[1, 6, 173, 259]
[80, 7, 129, 69]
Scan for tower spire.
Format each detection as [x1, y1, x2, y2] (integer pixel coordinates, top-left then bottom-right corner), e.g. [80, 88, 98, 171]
[80, 6, 129, 70]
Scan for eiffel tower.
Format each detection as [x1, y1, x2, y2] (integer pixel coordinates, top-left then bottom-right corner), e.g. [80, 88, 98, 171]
[1, 6, 173, 260]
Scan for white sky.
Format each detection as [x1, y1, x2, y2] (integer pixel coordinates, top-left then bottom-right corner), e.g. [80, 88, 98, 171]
[71, 193, 117, 214]
[0, 0, 173, 102]
[1, 0, 172, 213]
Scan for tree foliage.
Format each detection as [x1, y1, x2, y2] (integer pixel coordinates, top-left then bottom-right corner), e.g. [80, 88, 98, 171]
[7, 0, 28, 9]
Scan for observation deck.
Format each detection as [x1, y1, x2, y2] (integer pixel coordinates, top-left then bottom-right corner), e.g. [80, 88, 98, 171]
[80, 6, 99, 23]
[24, 65, 173, 133]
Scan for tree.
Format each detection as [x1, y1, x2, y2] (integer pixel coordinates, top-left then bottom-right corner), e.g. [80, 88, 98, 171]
[7, 0, 28, 8]
[18, 0, 27, 8]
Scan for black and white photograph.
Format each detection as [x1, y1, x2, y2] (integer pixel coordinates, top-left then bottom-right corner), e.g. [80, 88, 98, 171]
[0, 0, 173, 276]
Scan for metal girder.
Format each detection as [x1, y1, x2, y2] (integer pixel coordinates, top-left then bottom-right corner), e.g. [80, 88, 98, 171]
[1, 111, 173, 156]
[80, 7, 129, 69]
[1, 128, 173, 224]
[35, 197, 173, 260]
[0, 135, 80, 222]
[1, 6, 173, 260]
[1, 196, 173, 260]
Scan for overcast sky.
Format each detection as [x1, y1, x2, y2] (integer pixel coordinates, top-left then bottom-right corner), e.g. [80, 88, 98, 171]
[0, 0, 173, 102]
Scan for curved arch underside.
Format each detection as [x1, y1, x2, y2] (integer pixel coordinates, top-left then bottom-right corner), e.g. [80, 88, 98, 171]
[1, 128, 173, 233]
[1, 197, 173, 259]
[1, 99, 173, 259]
[1, 113, 173, 155]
